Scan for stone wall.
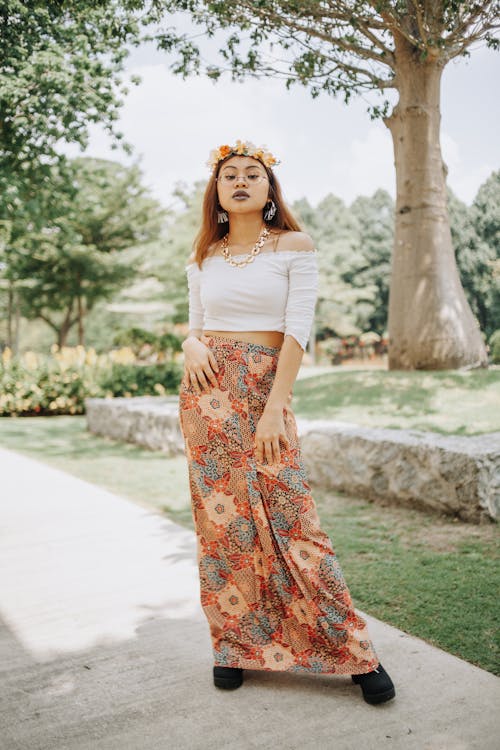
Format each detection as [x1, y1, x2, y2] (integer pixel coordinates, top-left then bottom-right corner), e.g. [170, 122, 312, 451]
[85, 396, 500, 524]
[85, 396, 183, 454]
[295, 418, 499, 524]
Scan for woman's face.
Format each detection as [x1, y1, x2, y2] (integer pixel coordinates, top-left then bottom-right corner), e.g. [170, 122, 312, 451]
[216, 155, 270, 215]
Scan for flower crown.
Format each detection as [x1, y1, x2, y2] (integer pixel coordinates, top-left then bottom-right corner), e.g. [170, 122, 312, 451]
[206, 139, 281, 172]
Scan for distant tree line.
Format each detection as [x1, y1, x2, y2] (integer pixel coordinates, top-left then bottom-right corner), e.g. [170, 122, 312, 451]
[1, 1, 497, 362]
[1, 164, 497, 354]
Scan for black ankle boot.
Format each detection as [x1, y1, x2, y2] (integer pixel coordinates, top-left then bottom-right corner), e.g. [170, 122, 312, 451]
[351, 663, 395, 704]
[213, 665, 243, 690]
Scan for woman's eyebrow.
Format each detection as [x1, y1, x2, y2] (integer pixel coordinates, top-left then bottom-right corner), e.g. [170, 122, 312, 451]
[222, 165, 262, 171]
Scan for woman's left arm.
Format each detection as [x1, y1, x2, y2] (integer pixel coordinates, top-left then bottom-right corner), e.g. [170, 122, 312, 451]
[253, 335, 304, 465]
[265, 335, 304, 411]
[254, 247, 318, 465]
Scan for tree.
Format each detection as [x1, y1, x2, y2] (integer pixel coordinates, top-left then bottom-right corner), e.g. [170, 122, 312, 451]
[8, 158, 165, 347]
[154, 180, 211, 322]
[149, 0, 498, 369]
[349, 189, 394, 333]
[293, 193, 381, 338]
[0, 0, 145, 230]
[0, 1, 147, 176]
[450, 171, 500, 340]
[0, 1, 154, 348]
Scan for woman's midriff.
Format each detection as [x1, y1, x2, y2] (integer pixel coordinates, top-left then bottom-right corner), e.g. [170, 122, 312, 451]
[202, 330, 284, 349]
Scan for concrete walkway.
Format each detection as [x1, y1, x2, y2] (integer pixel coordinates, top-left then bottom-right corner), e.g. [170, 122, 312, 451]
[0, 446, 498, 750]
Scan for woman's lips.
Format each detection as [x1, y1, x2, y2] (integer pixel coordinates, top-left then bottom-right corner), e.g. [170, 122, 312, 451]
[232, 195, 249, 200]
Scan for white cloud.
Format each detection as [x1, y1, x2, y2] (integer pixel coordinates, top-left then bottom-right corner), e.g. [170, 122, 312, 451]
[328, 126, 395, 206]
[441, 131, 461, 171]
[60, 40, 499, 211]
[441, 131, 493, 204]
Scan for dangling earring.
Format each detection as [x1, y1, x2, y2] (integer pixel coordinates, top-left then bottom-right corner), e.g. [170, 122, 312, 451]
[217, 208, 229, 223]
[264, 199, 276, 221]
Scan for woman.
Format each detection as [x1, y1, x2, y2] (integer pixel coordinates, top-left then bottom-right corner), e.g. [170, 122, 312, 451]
[178, 140, 395, 705]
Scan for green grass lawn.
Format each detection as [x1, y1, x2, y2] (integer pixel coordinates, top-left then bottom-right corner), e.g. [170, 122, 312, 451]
[1, 412, 498, 675]
[292, 366, 500, 435]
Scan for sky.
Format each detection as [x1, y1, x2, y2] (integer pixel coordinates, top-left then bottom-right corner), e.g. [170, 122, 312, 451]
[61, 12, 500, 212]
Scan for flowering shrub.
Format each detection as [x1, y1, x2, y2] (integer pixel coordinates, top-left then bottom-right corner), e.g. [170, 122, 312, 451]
[112, 327, 182, 361]
[98, 362, 181, 397]
[0, 344, 183, 416]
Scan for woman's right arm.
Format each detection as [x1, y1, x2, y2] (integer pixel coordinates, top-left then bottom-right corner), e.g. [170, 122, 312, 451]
[183, 253, 203, 347]
[182, 253, 218, 392]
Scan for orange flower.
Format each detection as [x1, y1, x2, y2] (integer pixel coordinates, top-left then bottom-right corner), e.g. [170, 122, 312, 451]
[295, 648, 314, 667]
[231, 449, 254, 470]
[201, 591, 218, 606]
[206, 140, 281, 171]
[227, 552, 253, 570]
[231, 400, 247, 418]
[243, 372, 260, 389]
[246, 645, 265, 664]
[191, 444, 210, 465]
[179, 391, 198, 410]
[203, 471, 231, 494]
[228, 348, 247, 365]
[222, 615, 242, 637]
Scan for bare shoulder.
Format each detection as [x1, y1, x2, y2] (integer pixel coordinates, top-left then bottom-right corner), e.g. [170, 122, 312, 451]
[205, 241, 220, 258]
[278, 231, 315, 252]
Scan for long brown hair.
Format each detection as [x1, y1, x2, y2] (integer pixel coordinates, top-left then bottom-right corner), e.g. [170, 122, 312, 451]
[191, 154, 304, 269]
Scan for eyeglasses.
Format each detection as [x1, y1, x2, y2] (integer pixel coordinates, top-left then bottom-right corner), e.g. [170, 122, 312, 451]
[217, 172, 268, 185]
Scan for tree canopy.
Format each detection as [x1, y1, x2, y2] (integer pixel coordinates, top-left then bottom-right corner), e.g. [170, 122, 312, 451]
[3, 158, 165, 347]
[150, 1, 498, 116]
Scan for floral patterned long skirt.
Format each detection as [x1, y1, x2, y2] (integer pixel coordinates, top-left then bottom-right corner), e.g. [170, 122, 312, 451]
[178, 333, 380, 675]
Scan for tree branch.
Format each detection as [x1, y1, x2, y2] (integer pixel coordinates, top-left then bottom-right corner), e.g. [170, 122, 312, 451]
[442, 0, 496, 46]
[410, 0, 430, 45]
[445, 20, 500, 61]
[243, 21, 396, 90]
[365, 0, 426, 50]
[320, 1, 388, 30]
[38, 314, 58, 332]
[233, 1, 396, 69]
[351, 16, 396, 62]
[281, 20, 393, 68]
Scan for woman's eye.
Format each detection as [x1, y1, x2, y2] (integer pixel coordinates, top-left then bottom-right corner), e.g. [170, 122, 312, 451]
[222, 173, 261, 182]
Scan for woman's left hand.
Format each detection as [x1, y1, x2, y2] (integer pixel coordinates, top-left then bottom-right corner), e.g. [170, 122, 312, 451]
[254, 405, 291, 465]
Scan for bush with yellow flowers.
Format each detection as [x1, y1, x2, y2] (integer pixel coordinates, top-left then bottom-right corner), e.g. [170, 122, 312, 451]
[0, 344, 183, 416]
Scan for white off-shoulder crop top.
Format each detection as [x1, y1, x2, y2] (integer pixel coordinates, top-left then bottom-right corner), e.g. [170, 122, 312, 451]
[185, 249, 319, 352]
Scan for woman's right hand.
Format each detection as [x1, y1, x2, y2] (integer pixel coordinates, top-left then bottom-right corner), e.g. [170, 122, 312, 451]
[182, 337, 219, 394]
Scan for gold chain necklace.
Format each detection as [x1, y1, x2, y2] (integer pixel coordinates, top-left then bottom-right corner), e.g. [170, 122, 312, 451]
[220, 225, 271, 268]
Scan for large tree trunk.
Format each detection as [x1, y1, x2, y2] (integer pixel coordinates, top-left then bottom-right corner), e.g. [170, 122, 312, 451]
[383, 35, 488, 370]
